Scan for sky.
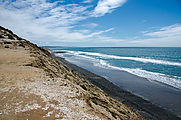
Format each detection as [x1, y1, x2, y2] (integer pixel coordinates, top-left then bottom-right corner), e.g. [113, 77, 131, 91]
[0, 0, 181, 47]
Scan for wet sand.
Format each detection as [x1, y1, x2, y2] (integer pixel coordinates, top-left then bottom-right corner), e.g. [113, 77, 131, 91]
[57, 56, 181, 120]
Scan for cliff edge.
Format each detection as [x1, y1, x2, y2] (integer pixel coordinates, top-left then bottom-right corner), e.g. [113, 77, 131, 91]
[0, 26, 145, 120]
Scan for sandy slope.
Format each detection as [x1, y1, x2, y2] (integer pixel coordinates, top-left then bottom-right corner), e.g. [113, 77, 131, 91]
[0, 26, 145, 120]
[0, 48, 102, 119]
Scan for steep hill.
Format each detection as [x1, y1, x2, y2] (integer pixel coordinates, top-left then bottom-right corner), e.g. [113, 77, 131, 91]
[0, 26, 145, 120]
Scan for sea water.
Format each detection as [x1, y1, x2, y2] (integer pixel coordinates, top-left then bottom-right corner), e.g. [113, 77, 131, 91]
[48, 47, 181, 90]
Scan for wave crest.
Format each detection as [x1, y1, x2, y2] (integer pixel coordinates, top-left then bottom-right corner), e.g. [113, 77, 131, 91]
[93, 59, 181, 89]
[55, 50, 181, 89]
[64, 50, 181, 67]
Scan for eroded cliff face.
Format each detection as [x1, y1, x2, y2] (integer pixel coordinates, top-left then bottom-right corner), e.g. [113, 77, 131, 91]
[0, 26, 145, 120]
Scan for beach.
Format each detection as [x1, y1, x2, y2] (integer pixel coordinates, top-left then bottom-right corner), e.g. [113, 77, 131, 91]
[0, 26, 180, 120]
[50, 46, 181, 119]
[1, 0, 181, 120]
[57, 56, 181, 120]
[0, 26, 146, 119]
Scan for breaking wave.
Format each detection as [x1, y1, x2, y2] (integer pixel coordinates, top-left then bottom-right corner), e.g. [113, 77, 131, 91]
[55, 50, 181, 89]
[63, 50, 181, 67]
[94, 59, 181, 89]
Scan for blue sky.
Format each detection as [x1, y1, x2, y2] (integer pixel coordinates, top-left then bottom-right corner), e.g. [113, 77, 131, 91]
[0, 0, 181, 47]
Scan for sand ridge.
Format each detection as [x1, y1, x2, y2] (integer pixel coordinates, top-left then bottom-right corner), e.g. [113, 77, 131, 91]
[0, 26, 145, 120]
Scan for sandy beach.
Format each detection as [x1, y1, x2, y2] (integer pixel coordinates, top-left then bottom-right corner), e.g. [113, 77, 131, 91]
[1, 0, 181, 120]
[57, 57, 181, 120]
[59, 55, 181, 117]
[0, 26, 146, 119]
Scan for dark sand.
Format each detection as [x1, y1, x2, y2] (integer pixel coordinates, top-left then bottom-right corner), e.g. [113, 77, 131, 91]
[57, 56, 181, 120]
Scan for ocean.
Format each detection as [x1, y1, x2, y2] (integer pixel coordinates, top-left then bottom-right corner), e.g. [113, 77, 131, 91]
[49, 47, 181, 90]
[47, 46, 181, 116]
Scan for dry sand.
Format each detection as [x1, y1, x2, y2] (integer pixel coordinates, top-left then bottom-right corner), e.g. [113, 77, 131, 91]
[0, 26, 145, 120]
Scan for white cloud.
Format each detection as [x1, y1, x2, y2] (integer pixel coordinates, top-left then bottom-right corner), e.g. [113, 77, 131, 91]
[87, 28, 114, 37]
[81, 23, 98, 28]
[144, 24, 181, 37]
[82, 0, 94, 3]
[4, 0, 179, 47]
[129, 24, 181, 47]
[93, 0, 127, 17]
[0, 0, 119, 46]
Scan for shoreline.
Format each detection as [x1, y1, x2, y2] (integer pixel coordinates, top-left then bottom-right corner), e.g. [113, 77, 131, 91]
[0, 25, 180, 120]
[1, 26, 147, 119]
[56, 56, 181, 120]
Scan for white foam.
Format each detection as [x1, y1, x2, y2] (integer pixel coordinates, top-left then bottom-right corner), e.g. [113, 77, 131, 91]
[61, 50, 181, 67]
[55, 50, 97, 61]
[94, 59, 181, 89]
[55, 50, 181, 89]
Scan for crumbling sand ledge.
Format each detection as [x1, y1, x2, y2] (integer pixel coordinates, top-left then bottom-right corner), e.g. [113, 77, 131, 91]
[0, 26, 146, 119]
